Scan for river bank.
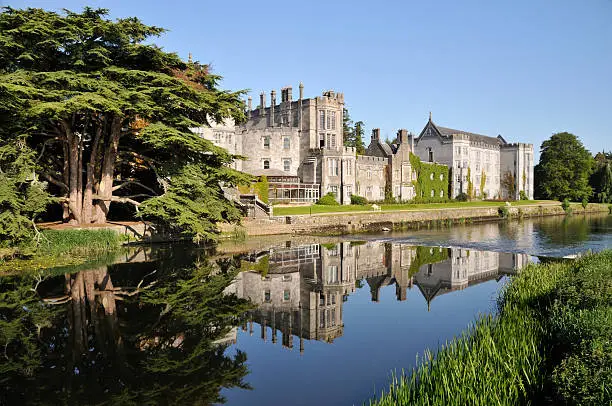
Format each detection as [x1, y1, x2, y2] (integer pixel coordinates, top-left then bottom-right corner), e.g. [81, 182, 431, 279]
[222, 202, 610, 237]
[368, 250, 612, 406]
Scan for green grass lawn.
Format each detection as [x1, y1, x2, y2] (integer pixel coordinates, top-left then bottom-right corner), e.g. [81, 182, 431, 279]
[272, 200, 555, 216]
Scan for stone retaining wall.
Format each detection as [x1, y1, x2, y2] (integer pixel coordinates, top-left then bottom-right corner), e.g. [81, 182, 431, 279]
[224, 204, 609, 237]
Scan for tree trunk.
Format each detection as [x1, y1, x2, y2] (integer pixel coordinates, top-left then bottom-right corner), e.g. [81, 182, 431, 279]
[82, 120, 103, 224]
[93, 116, 122, 223]
[65, 121, 82, 224]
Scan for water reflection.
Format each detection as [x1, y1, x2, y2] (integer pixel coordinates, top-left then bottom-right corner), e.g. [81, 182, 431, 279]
[0, 242, 534, 405]
[0, 246, 252, 405]
[228, 241, 531, 353]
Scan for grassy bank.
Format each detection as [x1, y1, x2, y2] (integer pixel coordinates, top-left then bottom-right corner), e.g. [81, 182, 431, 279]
[369, 251, 612, 406]
[273, 200, 554, 216]
[0, 229, 123, 274]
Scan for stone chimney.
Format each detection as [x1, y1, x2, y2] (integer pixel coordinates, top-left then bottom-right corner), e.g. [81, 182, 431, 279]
[372, 128, 381, 142]
[398, 129, 409, 144]
[299, 82, 304, 100]
[287, 86, 292, 101]
[259, 92, 265, 114]
[247, 96, 252, 118]
[270, 90, 276, 127]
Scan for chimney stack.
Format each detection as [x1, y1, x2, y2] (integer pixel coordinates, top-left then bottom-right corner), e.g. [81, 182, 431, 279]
[372, 128, 381, 142]
[247, 96, 252, 118]
[270, 90, 276, 127]
[259, 92, 265, 114]
[299, 82, 304, 100]
[287, 86, 292, 101]
[398, 129, 408, 144]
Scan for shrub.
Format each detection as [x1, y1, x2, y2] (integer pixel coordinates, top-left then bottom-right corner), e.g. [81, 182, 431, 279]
[519, 190, 528, 200]
[562, 198, 571, 212]
[316, 192, 339, 205]
[581, 198, 589, 210]
[609, 204, 612, 214]
[350, 194, 368, 205]
[455, 192, 468, 202]
[498, 205, 509, 219]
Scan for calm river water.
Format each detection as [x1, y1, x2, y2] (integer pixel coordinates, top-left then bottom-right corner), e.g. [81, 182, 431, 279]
[1, 213, 610, 406]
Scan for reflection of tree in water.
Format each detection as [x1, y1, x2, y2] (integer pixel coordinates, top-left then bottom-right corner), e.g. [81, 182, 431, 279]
[0, 253, 252, 405]
[537, 215, 591, 245]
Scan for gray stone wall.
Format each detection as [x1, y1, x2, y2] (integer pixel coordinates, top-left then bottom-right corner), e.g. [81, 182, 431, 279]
[355, 155, 386, 201]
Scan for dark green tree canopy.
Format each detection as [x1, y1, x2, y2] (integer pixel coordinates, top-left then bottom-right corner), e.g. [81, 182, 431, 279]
[534, 132, 594, 201]
[342, 108, 365, 155]
[0, 7, 248, 243]
[590, 151, 612, 203]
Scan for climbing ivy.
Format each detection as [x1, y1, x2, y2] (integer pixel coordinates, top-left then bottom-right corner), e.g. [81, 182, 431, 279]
[480, 170, 487, 199]
[408, 246, 451, 276]
[238, 175, 269, 203]
[467, 167, 474, 199]
[409, 153, 450, 203]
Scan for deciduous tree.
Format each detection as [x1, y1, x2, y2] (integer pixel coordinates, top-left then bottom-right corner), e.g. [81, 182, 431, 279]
[534, 132, 593, 201]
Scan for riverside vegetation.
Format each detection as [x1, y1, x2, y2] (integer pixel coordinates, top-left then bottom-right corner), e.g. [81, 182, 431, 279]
[368, 250, 612, 406]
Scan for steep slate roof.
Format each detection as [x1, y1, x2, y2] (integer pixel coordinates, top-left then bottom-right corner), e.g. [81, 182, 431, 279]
[379, 142, 394, 156]
[421, 118, 507, 147]
[435, 125, 504, 146]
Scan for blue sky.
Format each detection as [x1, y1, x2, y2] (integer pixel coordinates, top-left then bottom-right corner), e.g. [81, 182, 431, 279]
[8, 0, 612, 159]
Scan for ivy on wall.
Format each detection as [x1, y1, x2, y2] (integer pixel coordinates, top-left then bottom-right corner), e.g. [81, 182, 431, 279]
[237, 175, 269, 203]
[408, 246, 451, 276]
[467, 167, 474, 199]
[409, 153, 450, 203]
[480, 170, 487, 199]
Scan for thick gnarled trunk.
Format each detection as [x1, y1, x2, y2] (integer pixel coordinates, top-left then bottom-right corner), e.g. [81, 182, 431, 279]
[59, 114, 125, 225]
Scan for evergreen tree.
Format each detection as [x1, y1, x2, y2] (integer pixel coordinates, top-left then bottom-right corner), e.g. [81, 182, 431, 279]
[534, 132, 594, 201]
[0, 7, 248, 243]
[342, 108, 365, 155]
[354, 120, 366, 155]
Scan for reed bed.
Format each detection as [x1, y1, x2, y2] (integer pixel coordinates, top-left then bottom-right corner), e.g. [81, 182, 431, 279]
[369, 252, 611, 406]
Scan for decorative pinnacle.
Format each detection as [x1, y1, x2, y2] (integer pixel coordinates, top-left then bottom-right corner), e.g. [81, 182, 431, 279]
[429, 111, 432, 121]
[188, 52, 193, 63]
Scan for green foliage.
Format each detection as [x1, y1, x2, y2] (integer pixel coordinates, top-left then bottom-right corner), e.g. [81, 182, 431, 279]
[239, 254, 269, 276]
[370, 249, 612, 406]
[254, 175, 269, 204]
[409, 153, 449, 203]
[466, 167, 474, 199]
[535, 132, 594, 201]
[350, 194, 368, 205]
[561, 198, 571, 212]
[519, 190, 528, 200]
[498, 205, 510, 219]
[139, 164, 248, 243]
[343, 109, 365, 155]
[582, 197, 589, 209]
[0, 6, 246, 241]
[0, 137, 52, 246]
[408, 246, 450, 276]
[590, 158, 612, 203]
[38, 229, 121, 255]
[316, 192, 339, 205]
[480, 170, 486, 199]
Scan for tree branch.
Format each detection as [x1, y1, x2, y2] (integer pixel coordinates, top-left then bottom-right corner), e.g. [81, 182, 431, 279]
[41, 172, 68, 191]
[112, 180, 158, 195]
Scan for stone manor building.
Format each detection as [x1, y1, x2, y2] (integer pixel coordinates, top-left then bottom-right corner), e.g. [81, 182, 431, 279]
[194, 83, 533, 204]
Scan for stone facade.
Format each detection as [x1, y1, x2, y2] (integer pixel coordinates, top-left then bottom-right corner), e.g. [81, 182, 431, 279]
[414, 116, 534, 199]
[225, 241, 531, 352]
[195, 86, 533, 205]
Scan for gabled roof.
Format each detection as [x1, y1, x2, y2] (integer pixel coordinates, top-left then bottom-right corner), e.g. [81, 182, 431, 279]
[419, 118, 506, 147]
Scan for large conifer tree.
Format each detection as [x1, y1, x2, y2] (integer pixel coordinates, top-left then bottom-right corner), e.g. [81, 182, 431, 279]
[0, 7, 248, 242]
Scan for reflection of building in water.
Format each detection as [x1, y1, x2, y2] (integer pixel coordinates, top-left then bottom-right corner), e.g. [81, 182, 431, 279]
[229, 242, 531, 352]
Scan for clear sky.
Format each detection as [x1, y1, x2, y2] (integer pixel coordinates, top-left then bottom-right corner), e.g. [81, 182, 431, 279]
[7, 0, 612, 159]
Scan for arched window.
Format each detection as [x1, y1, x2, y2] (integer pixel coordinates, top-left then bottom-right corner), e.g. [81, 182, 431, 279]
[263, 160, 270, 169]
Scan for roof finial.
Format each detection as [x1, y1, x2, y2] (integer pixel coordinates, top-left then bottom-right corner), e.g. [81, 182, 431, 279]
[188, 52, 193, 64]
[429, 111, 432, 121]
